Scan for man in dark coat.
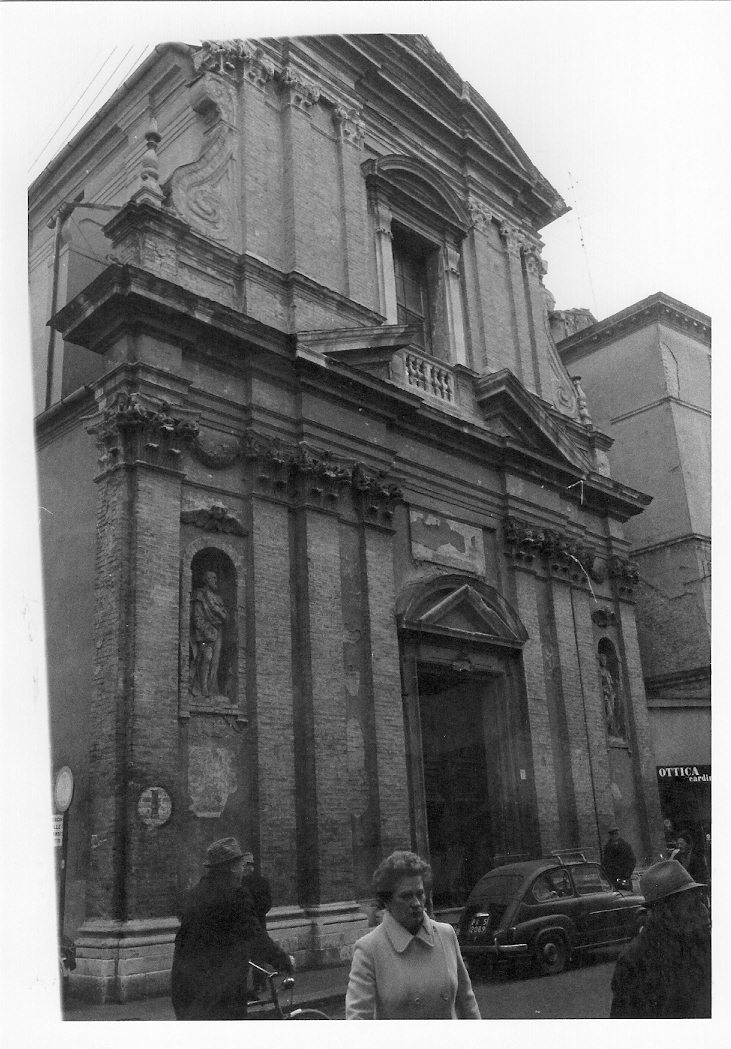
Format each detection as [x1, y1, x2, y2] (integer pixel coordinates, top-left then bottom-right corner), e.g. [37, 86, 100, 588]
[172, 837, 292, 1020]
[602, 826, 636, 888]
[610, 859, 711, 1018]
[241, 851, 273, 998]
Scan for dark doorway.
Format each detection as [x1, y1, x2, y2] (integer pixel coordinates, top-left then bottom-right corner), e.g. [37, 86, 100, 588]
[418, 667, 495, 907]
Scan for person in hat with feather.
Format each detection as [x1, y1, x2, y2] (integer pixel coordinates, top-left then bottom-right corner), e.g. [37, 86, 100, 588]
[610, 858, 711, 1018]
[172, 837, 293, 1020]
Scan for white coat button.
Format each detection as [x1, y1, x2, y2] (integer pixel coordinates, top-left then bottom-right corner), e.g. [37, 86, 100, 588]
[414, 997, 420, 1004]
[442, 993, 449, 1001]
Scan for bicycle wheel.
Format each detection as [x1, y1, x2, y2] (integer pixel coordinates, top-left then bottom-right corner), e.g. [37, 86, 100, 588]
[288, 1008, 331, 1019]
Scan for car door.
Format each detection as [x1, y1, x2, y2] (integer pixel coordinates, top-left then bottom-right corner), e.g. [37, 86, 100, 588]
[569, 863, 626, 946]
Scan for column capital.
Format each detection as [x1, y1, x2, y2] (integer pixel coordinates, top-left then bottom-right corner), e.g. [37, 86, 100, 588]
[332, 103, 366, 147]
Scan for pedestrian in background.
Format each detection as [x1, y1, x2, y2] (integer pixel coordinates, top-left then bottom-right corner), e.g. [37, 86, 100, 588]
[171, 837, 292, 1020]
[241, 850, 273, 1000]
[671, 829, 709, 888]
[610, 859, 711, 1018]
[602, 826, 636, 889]
[345, 849, 480, 1019]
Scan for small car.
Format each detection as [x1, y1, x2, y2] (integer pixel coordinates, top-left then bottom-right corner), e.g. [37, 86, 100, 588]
[457, 852, 646, 976]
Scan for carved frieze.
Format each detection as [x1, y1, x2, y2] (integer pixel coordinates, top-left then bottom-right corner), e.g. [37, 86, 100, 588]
[181, 504, 247, 536]
[191, 39, 276, 89]
[521, 243, 548, 278]
[467, 197, 493, 234]
[279, 64, 321, 110]
[332, 104, 366, 146]
[592, 608, 618, 628]
[85, 391, 199, 469]
[351, 463, 404, 523]
[190, 430, 245, 470]
[499, 222, 524, 256]
[503, 515, 596, 582]
[607, 555, 640, 594]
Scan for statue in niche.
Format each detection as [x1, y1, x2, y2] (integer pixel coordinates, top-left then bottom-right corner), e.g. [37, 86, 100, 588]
[189, 570, 230, 699]
[598, 651, 623, 738]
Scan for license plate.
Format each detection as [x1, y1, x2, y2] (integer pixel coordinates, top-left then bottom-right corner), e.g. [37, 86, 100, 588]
[470, 915, 490, 939]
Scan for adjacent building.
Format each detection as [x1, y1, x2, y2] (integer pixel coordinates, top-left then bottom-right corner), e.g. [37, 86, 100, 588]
[30, 35, 665, 1003]
[554, 295, 711, 838]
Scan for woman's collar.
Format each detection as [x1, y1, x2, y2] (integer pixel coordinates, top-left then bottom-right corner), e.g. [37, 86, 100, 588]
[382, 909, 435, 952]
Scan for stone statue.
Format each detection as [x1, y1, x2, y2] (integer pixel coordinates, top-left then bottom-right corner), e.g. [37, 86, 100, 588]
[598, 652, 621, 737]
[190, 570, 229, 698]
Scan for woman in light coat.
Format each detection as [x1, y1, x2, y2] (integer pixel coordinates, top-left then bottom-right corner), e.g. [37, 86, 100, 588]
[346, 850, 481, 1020]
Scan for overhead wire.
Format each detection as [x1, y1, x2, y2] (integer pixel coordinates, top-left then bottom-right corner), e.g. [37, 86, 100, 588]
[28, 47, 120, 174]
[566, 170, 598, 316]
[29, 43, 147, 179]
[28, 45, 108, 156]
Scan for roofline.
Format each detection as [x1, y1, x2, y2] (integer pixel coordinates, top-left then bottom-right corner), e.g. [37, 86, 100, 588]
[556, 292, 711, 359]
[28, 42, 193, 198]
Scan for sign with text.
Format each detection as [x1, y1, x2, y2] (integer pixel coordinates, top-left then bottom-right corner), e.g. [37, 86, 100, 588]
[657, 765, 711, 784]
[53, 814, 64, 847]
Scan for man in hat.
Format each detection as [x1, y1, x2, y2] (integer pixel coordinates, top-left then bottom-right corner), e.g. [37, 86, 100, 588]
[610, 859, 711, 1018]
[171, 837, 293, 1020]
[602, 826, 636, 889]
[240, 851, 273, 1000]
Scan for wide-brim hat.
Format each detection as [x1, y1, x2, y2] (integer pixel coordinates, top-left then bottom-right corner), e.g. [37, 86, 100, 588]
[204, 837, 244, 867]
[640, 859, 705, 906]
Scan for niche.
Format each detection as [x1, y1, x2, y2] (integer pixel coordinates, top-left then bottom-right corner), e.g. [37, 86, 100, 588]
[597, 637, 626, 741]
[188, 548, 238, 705]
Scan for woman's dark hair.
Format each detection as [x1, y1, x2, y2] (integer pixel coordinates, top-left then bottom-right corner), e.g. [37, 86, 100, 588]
[372, 850, 433, 909]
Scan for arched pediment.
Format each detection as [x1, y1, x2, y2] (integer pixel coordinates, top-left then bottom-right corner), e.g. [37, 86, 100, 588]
[362, 154, 471, 236]
[396, 574, 528, 647]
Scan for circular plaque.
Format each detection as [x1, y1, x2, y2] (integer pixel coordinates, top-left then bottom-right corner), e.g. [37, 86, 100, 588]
[137, 786, 172, 827]
[54, 766, 74, 812]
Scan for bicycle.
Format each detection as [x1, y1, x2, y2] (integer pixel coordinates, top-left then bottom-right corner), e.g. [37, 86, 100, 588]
[248, 960, 332, 1019]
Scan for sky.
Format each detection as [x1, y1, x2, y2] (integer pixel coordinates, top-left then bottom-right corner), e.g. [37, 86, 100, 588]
[1, 2, 728, 1039]
[12, 0, 730, 323]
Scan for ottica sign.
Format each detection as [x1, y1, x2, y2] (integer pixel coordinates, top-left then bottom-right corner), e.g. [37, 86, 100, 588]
[657, 765, 711, 783]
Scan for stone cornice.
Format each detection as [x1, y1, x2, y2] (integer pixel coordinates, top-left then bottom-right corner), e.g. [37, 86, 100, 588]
[557, 292, 711, 361]
[47, 263, 649, 523]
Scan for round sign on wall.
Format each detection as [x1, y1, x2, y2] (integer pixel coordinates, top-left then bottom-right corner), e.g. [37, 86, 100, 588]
[137, 787, 172, 827]
[54, 766, 74, 812]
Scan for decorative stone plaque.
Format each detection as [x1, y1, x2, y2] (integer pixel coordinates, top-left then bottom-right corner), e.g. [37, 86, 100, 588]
[137, 787, 173, 827]
[410, 511, 486, 575]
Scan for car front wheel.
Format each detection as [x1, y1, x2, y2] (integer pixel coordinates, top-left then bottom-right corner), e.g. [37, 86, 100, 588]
[534, 933, 568, 976]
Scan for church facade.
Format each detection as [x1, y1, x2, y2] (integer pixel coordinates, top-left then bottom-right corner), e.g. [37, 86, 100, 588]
[30, 36, 664, 1002]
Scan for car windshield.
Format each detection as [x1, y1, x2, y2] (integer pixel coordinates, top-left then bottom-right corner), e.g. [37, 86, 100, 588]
[467, 872, 524, 905]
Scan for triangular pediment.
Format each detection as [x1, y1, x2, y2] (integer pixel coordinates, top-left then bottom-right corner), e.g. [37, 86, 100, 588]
[475, 370, 594, 474]
[414, 583, 524, 644]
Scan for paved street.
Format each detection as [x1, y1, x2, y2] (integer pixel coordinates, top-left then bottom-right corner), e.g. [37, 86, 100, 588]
[327, 949, 619, 1020]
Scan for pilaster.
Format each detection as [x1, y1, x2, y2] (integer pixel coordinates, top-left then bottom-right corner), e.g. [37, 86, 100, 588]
[499, 222, 531, 385]
[251, 497, 298, 903]
[511, 569, 561, 851]
[443, 245, 468, 366]
[373, 201, 398, 323]
[362, 522, 411, 854]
